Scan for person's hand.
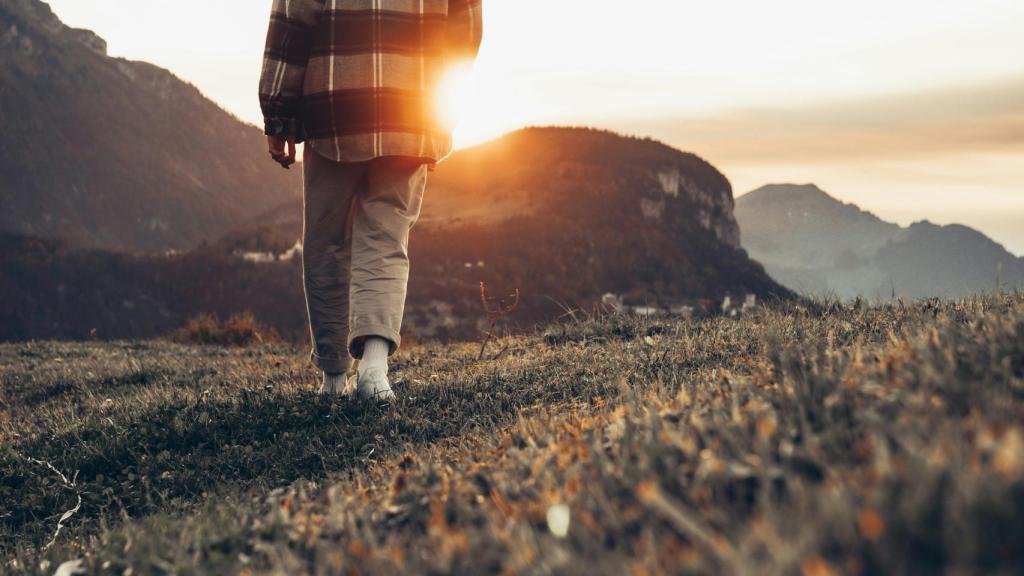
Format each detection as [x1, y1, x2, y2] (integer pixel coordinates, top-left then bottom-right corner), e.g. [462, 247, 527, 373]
[268, 135, 297, 169]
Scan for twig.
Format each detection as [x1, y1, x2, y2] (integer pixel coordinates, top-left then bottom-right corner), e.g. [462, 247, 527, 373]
[478, 282, 520, 361]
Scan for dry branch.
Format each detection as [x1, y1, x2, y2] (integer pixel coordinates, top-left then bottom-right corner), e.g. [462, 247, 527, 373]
[478, 282, 521, 360]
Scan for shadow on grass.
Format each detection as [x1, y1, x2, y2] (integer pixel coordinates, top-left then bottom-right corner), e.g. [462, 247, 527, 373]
[1, 365, 616, 550]
[14, 369, 174, 408]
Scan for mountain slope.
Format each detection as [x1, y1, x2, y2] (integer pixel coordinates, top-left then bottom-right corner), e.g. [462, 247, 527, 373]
[0, 0, 299, 252]
[875, 221, 1024, 297]
[735, 184, 899, 269]
[1, 128, 791, 342]
[404, 127, 782, 337]
[424, 127, 743, 249]
[735, 184, 1024, 298]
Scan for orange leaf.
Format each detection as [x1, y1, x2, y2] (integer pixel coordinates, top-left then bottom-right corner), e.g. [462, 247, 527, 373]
[348, 540, 367, 558]
[635, 480, 658, 504]
[802, 556, 839, 576]
[858, 510, 885, 541]
[566, 477, 580, 497]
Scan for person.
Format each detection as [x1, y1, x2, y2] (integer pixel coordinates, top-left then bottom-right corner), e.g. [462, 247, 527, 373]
[258, 0, 483, 400]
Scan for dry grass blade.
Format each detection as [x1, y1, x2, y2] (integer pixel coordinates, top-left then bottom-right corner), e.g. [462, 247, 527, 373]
[44, 495, 82, 552]
[26, 456, 82, 550]
[637, 480, 735, 570]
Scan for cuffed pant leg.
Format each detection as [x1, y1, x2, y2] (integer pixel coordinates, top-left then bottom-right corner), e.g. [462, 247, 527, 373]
[348, 157, 428, 359]
[302, 146, 366, 374]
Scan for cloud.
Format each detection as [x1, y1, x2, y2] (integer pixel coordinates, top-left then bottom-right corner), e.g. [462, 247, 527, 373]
[619, 75, 1024, 164]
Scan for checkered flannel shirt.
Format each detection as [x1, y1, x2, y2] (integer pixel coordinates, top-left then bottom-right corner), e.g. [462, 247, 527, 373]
[259, 0, 483, 164]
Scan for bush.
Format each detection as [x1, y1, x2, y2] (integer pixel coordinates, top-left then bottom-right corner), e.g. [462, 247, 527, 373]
[172, 312, 279, 346]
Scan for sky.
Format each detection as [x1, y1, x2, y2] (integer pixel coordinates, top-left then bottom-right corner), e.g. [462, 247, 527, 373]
[47, 0, 1024, 254]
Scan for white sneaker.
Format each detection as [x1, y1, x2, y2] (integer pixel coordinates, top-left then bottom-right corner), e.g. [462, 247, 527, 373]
[356, 366, 396, 401]
[318, 371, 356, 396]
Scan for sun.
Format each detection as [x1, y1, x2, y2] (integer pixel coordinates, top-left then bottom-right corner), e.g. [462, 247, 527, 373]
[435, 61, 473, 129]
[435, 60, 528, 149]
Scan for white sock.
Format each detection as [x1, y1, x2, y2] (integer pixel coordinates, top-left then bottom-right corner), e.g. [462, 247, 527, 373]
[360, 336, 390, 374]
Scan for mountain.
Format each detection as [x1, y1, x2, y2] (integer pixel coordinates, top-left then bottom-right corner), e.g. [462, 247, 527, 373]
[1, 128, 791, 342]
[0, 0, 299, 252]
[401, 127, 790, 338]
[874, 221, 1024, 298]
[735, 183, 1024, 299]
[232, 127, 790, 340]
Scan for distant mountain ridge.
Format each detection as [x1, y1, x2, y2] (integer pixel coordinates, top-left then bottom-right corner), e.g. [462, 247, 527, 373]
[735, 183, 1024, 299]
[0, 0, 299, 252]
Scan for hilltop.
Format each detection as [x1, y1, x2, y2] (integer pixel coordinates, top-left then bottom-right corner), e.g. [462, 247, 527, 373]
[2, 295, 1023, 574]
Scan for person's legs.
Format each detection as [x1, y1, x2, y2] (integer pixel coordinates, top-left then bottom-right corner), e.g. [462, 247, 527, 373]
[348, 157, 428, 368]
[301, 146, 367, 380]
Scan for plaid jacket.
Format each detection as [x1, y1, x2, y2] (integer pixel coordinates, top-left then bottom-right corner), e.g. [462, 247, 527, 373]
[259, 0, 483, 164]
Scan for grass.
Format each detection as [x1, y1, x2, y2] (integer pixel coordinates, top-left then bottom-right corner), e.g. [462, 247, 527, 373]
[2, 295, 1023, 574]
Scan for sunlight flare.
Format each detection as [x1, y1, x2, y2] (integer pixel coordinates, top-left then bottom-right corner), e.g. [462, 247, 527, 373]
[436, 61, 478, 136]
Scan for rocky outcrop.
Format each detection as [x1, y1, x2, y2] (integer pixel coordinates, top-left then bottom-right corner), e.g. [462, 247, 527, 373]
[652, 166, 740, 247]
[69, 27, 106, 54]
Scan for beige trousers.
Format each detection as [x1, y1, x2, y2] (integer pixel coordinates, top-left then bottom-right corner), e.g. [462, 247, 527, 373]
[301, 145, 428, 374]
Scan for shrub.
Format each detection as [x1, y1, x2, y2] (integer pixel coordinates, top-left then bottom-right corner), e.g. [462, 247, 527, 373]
[172, 312, 279, 346]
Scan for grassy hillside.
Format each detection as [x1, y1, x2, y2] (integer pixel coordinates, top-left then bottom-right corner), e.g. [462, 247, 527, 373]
[2, 295, 1023, 574]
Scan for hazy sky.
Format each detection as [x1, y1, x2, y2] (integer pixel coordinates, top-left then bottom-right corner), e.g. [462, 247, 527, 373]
[47, 0, 1024, 254]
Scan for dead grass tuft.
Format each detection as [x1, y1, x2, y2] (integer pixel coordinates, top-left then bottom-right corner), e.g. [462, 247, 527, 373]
[172, 312, 280, 347]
